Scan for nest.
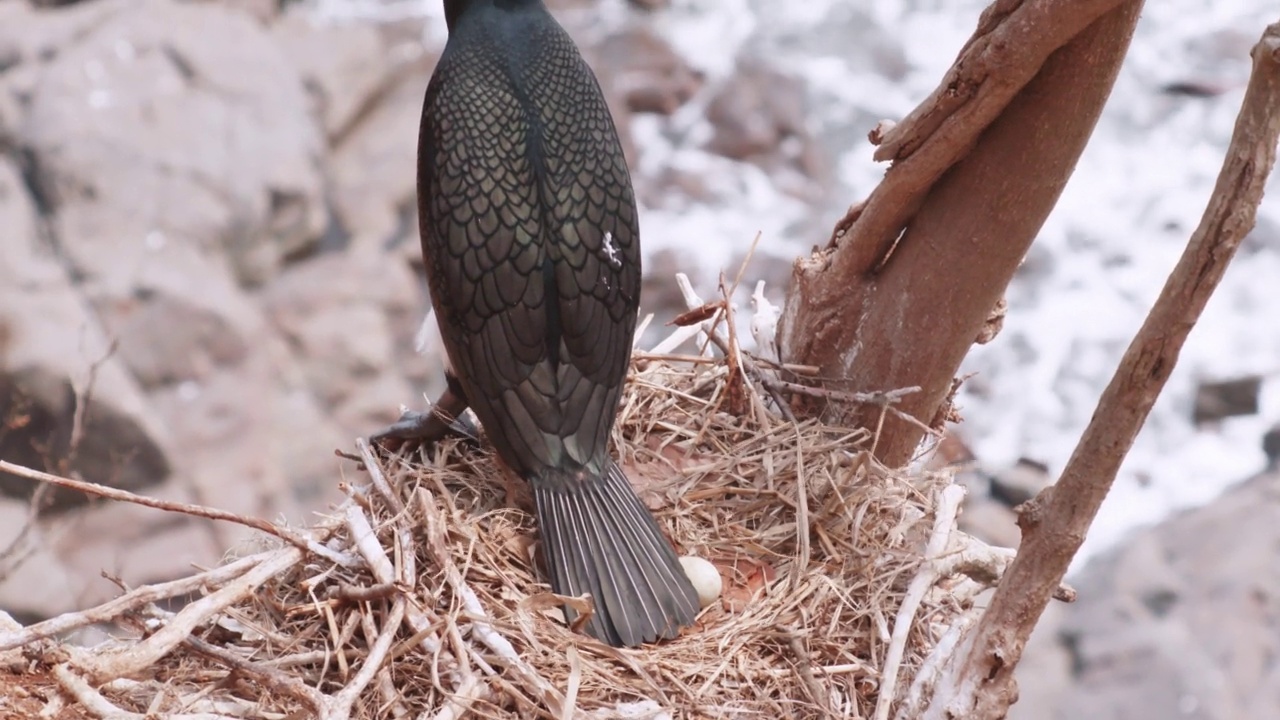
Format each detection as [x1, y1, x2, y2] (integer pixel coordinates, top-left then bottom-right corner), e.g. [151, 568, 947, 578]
[1, 345, 972, 719]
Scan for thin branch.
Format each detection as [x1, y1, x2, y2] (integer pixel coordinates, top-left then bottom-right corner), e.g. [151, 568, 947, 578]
[351, 447, 451, 665]
[71, 547, 304, 682]
[563, 645, 582, 720]
[923, 20, 1280, 718]
[182, 636, 327, 713]
[0, 550, 271, 652]
[0, 460, 354, 567]
[50, 663, 247, 720]
[0, 483, 50, 583]
[326, 598, 408, 720]
[899, 610, 980, 719]
[52, 663, 137, 719]
[937, 536, 1075, 603]
[784, 628, 829, 715]
[875, 484, 965, 720]
[328, 582, 401, 604]
[67, 337, 118, 472]
[417, 488, 567, 715]
[345, 503, 397, 584]
[762, 377, 931, 436]
[185, 635, 327, 707]
[792, 426, 811, 577]
[428, 674, 486, 720]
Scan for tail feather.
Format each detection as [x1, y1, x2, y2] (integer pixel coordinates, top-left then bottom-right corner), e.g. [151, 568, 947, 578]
[593, 464, 696, 623]
[532, 461, 699, 647]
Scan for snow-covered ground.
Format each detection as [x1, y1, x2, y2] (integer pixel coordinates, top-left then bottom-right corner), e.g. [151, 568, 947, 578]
[311, 0, 1280, 565]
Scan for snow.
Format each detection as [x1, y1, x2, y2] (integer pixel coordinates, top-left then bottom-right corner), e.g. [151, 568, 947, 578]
[308, 0, 1280, 566]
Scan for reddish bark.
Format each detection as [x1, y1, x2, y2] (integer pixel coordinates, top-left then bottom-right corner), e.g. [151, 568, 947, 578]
[779, 0, 1141, 466]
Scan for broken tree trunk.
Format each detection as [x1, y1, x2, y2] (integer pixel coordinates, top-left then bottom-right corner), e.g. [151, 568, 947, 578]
[778, 0, 1144, 466]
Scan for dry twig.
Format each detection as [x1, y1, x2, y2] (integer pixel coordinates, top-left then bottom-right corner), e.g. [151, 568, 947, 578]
[0, 460, 353, 568]
[875, 485, 965, 720]
[0, 551, 269, 652]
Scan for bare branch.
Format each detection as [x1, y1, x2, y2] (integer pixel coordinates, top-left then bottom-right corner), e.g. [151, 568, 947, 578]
[923, 19, 1280, 718]
[326, 598, 408, 720]
[67, 338, 118, 472]
[71, 547, 304, 682]
[182, 635, 327, 713]
[0, 459, 354, 567]
[837, 0, 1134, 273]
[0, 550, 269, 652]
[875, 484, 965, 720]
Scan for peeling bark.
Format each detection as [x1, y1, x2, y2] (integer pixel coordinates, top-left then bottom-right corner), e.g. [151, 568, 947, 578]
[779, 0, 1141, 466]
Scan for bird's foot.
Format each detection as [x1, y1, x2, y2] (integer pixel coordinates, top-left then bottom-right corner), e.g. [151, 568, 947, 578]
[370, 408, 479, 453]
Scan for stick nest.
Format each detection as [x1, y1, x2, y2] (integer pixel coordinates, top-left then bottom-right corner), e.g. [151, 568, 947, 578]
[1, 353, 961, 719]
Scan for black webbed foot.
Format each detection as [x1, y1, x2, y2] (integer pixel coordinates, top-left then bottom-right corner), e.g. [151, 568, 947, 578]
[370, 407, 479, 451]
[370, 378, 475, 453]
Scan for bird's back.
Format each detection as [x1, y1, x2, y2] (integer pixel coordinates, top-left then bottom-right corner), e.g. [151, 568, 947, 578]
[418, 1, 642, 482]
[416, 1, 699, 647]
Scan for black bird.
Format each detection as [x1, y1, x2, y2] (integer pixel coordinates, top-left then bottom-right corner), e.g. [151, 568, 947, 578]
[375, 0, 699, 647]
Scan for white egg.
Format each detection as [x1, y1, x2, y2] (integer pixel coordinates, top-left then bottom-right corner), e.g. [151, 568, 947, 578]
[679, 556, 722, 609]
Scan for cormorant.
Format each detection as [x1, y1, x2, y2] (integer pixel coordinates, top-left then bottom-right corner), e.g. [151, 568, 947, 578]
[376, 0, 700, 648]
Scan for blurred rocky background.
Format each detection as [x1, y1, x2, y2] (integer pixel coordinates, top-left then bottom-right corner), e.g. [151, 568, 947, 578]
[1, 0, 1278, 717]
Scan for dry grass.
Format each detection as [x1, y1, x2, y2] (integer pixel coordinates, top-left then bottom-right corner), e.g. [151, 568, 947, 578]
[1, 346, 965, 719]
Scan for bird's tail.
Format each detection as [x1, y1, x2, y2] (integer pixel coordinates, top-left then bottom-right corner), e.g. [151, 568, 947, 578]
[531, 460, 699, 647]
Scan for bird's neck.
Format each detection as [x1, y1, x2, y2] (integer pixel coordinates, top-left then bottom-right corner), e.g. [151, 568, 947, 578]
[443, 0, 546, 32]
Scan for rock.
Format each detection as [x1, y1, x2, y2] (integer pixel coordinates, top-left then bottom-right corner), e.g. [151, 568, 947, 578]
[215, 0, 279, 24]
[0, 155, 171, 508]
[638, 248, 705, 345]
[0, 498, 79, 622]
[1013, 602, 1073, 719]
[332, 368, 418, 435]
[544, 0, 597, 10]
[272, 8, 399, 141]
[706, 59, 807, 159]
[262, 248, 422, 428]
[958, 498, 1021, 549]
[704, 58, 820, 180]
[0, 1, 453, 624]
[100, 239, 259, 389]
[727, 248, 793, 307]
[928, 430, 979, 470]
[270, 384, 349, 510]
[8, 0, 326, 289]
[1159, 80, 1230, 98]
[1012, 470, 1280, 720]
[141, 360, 310, 544]
[1192, 376, 1261, 425]
[47, 485, 223, 607]
[991, 458, 1051, 508]
[593, 28, 702, 116]
[641, 167, 715, 209]
[0, 0, 122, 66]
[1264, 425, 1280, 470]
[328, 56, 435, 250]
